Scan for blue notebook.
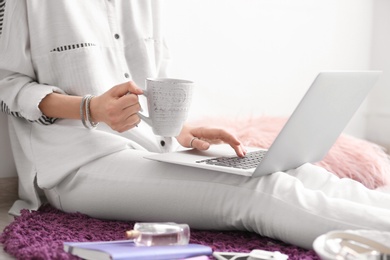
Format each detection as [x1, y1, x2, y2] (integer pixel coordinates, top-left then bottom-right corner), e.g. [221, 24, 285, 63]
[63, 240, 212, 260]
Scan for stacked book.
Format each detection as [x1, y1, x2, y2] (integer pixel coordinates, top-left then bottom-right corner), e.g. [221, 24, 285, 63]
[64, 240, 212, 260]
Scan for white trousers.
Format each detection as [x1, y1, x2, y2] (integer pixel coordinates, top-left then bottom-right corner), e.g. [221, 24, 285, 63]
[44, 147, 390, 250]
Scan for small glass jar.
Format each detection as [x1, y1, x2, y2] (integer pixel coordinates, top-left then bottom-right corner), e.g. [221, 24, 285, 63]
[126, 222, 190, 247]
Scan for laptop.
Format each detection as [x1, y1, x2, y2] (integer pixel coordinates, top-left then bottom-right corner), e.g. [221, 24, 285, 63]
[144, 71, 381, 177]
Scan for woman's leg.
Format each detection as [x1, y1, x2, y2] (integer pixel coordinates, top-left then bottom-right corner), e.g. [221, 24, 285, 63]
[45, 148, 390, 249]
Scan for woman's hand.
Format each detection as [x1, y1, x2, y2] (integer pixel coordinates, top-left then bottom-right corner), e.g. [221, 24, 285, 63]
[90, 82, 144, 133]
[176, 124, 246, 157]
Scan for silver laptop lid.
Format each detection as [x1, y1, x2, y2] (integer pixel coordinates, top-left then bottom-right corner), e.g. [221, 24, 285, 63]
[253, 71, 381, 176]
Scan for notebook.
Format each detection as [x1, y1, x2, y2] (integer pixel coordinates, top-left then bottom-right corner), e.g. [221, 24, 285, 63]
[144, 71, 381, 177]
[64, 240, 212, 260]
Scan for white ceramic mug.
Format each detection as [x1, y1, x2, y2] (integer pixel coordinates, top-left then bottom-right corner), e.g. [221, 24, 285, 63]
[138, 78, 194, 137]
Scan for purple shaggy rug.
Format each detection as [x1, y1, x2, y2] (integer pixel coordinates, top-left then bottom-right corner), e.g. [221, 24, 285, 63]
[0, 204, 319, 259]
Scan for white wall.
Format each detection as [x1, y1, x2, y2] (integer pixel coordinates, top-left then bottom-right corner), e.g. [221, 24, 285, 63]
[367, 0, 390, 151]
[163, 0, 374, 138]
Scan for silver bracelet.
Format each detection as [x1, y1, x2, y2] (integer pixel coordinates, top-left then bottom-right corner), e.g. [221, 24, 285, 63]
[85, 95, 99, 129]
[80, 94, 99, 129]
[80, 95, 89, 129]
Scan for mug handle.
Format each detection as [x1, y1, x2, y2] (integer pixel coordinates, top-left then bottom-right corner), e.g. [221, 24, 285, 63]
[137, 91, 153, 127]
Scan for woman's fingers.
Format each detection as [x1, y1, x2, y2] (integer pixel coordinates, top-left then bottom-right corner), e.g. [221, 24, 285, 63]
[91, 82, 144, 132]
[179, 126, 246, 157]
[117, 92, 141, 110]
[115, 114, 141, 133]
[110, 81, 143, 97]
[190, 127, 241, 146]
[189, 137, 210, 150]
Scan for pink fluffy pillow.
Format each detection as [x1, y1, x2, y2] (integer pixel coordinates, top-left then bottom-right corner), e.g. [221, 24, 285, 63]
[191, 116, 390, 189]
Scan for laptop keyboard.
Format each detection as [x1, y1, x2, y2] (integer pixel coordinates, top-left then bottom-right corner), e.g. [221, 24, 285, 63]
[196, 150, 267, 170]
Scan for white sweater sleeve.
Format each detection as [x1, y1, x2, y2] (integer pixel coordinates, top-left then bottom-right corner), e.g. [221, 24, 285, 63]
[0, 0, 65, 124]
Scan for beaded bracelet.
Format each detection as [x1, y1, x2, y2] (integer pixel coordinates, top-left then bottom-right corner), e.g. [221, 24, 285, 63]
[80, 94, 99, 129]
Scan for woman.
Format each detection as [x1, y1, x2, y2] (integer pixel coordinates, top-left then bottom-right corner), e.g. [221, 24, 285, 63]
[1, 0, 389, 250]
